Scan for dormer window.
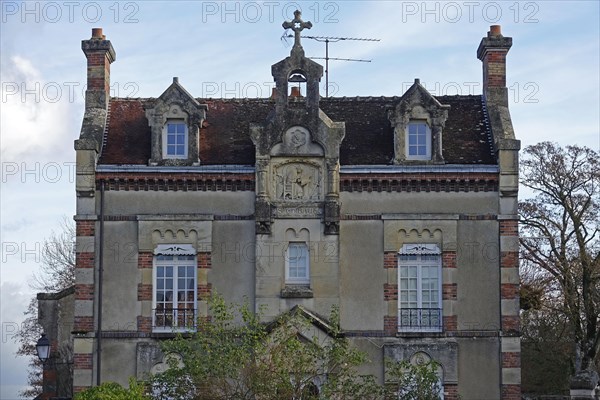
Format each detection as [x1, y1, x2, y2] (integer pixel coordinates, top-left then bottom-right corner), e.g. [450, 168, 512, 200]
[388, 79, 449, 164]
[406, 122, 431, 160]
[145, 77, 207, 166]
[164, 120, 187, 159]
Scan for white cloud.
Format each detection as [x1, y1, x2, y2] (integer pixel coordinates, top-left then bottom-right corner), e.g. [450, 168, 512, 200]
[1, 55, 79, 164]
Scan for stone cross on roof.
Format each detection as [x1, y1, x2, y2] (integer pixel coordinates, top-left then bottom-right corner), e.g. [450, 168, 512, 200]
[283, 10, 312, 48]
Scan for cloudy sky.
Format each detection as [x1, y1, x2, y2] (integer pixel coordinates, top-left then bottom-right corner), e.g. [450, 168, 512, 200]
[1, 0, 599, 398]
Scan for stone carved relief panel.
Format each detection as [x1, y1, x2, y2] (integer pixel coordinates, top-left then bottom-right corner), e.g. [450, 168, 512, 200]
[271, 126, 324, 156]
[272, 160, 323, 202]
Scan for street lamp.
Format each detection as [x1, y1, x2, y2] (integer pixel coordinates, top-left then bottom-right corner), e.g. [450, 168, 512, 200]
[36, 333, 50, 363]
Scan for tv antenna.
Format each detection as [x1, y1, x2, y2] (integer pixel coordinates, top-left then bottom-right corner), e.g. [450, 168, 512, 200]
[285, 35, 381, 97]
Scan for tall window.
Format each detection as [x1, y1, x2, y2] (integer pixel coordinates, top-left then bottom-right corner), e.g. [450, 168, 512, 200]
[164, 121, 187, 158]
[153, 245, 196, 332]
[285, 242, 309, 284]
[406, 122, 431, 160]
[398, 244, 442, 332]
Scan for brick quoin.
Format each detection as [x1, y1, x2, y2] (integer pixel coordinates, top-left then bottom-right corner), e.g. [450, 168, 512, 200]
[198, 252, 212, 268]
[499, 220, 518, 236]
[444, 315, 457, 331]
[502, 352, 521, 368]
[444, 384, 459, 400]
[76, 220, 95, 236]
[138, 252, 153, 268]
[502, 316, 520, 333]
[137, 284, 152, 301]
[76, 252, 94, 268]
[137, 316, 152, 333]
[442, 283, 457, 300]
[198, 283, 212, 299]
[73, 316, 94, 332]
[442, 251, 457, 268]
[383, 252, 397, 268]
[384, 316, 398, 335]
[75, 284, 94, 300]
[501, 283, 519, 299]
[501, 252, 518, 268]
[73, 354, 93, 369]
[384, 283, 398, 301]
[501, 384, 521, 400]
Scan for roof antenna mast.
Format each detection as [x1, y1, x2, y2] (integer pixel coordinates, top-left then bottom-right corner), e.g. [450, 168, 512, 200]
[302, 35, 381, 97]
[281, 12, 380, 97]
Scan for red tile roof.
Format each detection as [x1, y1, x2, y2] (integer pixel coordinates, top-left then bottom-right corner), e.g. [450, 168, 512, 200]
[99, 95, 495, 166]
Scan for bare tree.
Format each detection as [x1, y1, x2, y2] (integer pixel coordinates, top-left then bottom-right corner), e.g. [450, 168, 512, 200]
[31, 217, 76, 292]
[519, 142, 600, 389]
[14, 217, 76, 398]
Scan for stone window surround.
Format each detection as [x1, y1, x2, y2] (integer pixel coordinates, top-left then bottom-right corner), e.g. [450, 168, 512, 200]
[397, 243, 443, 333]
[145, 78, 207, 166]
[388, 80, 450, 165]
[152, 244, 197, 333]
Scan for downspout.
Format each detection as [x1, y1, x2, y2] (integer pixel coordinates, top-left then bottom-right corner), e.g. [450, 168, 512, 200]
[96, 180, 105, 386]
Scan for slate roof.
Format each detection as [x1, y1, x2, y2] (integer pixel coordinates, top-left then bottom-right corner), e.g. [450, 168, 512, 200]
[99, 95, 495, 166]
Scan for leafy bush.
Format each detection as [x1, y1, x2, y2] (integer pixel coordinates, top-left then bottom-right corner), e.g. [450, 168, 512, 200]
[74, 377, 150, 400]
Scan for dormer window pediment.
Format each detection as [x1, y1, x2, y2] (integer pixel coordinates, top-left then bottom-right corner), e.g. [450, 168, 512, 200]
[388, 79, 450, 164]
[145, 77, 207, 166]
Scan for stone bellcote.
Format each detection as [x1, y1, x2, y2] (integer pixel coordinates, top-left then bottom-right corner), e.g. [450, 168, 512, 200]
[250, 11, 345, 235]
[272, 10, 323, 127]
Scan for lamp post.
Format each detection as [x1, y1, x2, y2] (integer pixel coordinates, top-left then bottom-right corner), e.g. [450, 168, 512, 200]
[36, 333, 51, 363]
[35, 333, 73, 398]
[36, 333, 55, 400]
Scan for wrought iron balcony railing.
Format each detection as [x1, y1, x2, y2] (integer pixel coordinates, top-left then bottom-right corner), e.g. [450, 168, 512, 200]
[153, 308, 197, 331]
[398, 308, 442, 332]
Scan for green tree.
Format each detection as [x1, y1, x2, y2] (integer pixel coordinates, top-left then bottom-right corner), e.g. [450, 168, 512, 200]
[74, 377, 150, 400]
[519, 142, 600, 389]
[385, 359, 442, 400]
[150, 295, 382, 400]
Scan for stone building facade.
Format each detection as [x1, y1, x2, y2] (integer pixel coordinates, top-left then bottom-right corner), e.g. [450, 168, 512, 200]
[63, 19, 520, 400]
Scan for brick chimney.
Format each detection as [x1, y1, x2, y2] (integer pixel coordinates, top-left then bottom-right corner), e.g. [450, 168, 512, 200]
[81, 28, 116, 109]
[290, 86, 302, 98]
[477, 25, 512, 92]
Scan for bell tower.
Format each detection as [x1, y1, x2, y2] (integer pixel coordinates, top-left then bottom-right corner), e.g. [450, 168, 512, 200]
[250, 11, 345, 319]
[250, 10, 345, 236]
